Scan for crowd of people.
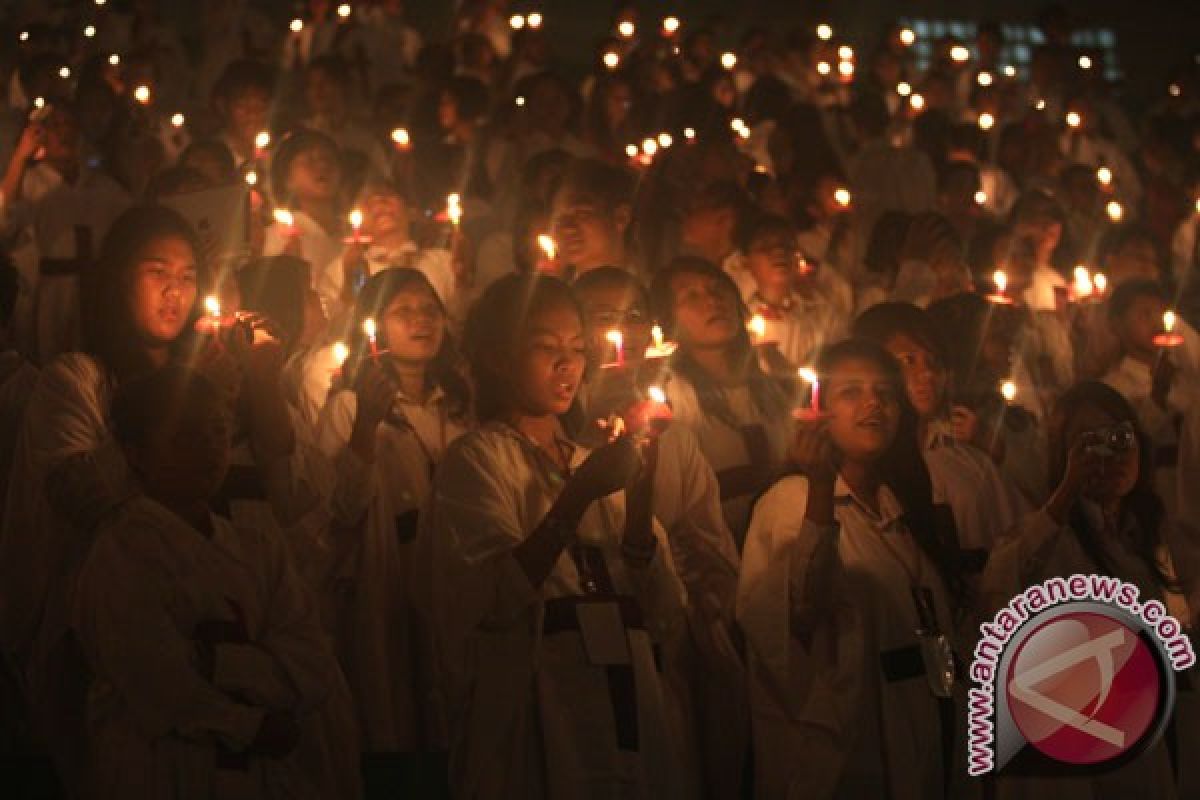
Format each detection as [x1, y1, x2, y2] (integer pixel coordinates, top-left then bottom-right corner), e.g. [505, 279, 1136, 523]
[0, 0, 1199, 798]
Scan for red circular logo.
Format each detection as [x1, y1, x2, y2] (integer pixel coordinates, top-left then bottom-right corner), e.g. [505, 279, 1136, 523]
[1005, 612, 1161, 765]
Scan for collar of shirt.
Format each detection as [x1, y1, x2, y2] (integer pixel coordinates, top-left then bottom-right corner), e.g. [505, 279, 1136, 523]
[924, 418, 957, 450]
[492, 421, 583, 481]
[366, 241, 417, 267]
[393, 382, 446, 411]
[833, 475, 905, 529]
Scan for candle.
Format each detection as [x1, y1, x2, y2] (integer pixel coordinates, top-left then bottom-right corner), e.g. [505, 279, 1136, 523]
[108, 53, 120, 66]
[273, 208, 300, 242]
[344, 208, 371, 244]
[290, 18, 304, 33]
[977, 71, 993, 87]
[988, 270, 1013, 304]
[1092, 272, 1108, 295]
[951, 45, 970, 63]
[833, 187, 852, 208]
[58, 66, 70, 79]
[648, 385, 667, 405]
[910, 93, 926, 111]
[1154, 310, 1184, 348]
[721, 52, 737, 70]
[624, 143, 639, 159]
[617, 20, 635, 39]
[603, 50, 620, 69]
[816, 61, 832, 76]
[337, 4, 352, 20]
[1096, 166, 1113, 186]
[683, 127, 696, 142]
[197, 295, 223, 335]
[899, 28, 915, 46]
[657, 132, 673, 149]
[978, 112, 995, 131]
[974, 190, 988, 206]
[133, 85, 151, 105]
[816, 23, 833, 41]
[1072, 265, 1094, 300]
[838, 61, 854, 80]
[363, 318, 379, 357]
[332, 340, 349, 367]
[390, 127, 411, 149]
[1000, 380, 1018, 403]
[254, 130, 270, 155]
[536, 234, 556, 262]
[1035, 98, 1047, 111]
[797, 366, 821, 417]
[1065, 111, 1082, 129]
[509, 14, 525, 30]
[896, 81, 912, 97]
[205, 295, 220, 321]
[748, 314, 767, 344]
[652, 325, 664, 351]
[1105, 200, 1123, 223]
[605, 328, 625, 366]
[244, 169, 258, 187]
[641, 137, 658, 156]
[446, 193, 462, 226]
[1078, 55, 1092, 70]
[526, 12, 543, 29]
[645, 324, 677, 359]
[1004, 65, 1016, 77]
[661, 16, 680, 35]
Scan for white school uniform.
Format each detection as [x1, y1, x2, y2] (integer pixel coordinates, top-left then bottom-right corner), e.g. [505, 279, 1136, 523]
[737, 475, 963, 800]
[745, 291, 851, 369]
[979, 508, 1183, 800]
[420, 423, 688, 799]
[315, 385, 467, 752]
[665, 370, 793, 547]
[923, 420, 1031, 552]
[314, 241, 456, 326]
[73, 498, 360, 800]
[262, 211, 342, 291]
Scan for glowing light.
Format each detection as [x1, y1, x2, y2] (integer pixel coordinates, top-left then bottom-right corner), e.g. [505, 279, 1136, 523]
[108, 54, 120, 66]
[1001, 380, 1017, 402]
[244, 170, 258, 186]
[515, 95, 526, 107]
[657, 132, 673, 148]
[1096, 166, 1113, 186]
[951, 45, 970, 63]
[899, 28, 915, 46]
[1163, 310, 1177, 333]
[816, 23, 833, 41]
[602, 51, 620, 69]
[332, 341, 349, 366]
[1004, 65, 1016, 77]
[648, 385, 667, 404]
[638, 138, 657, 157]
[834, 187, 852, 208]
[509, 14, 525, 30]
[838, 45, 854, 60]
[1065, 111, 1082, 129]
[977, 71, 993, 87]
[683, 127, 696, 140]
[1106, 200, 1123, 222]
[909, 93, 925, 111]
[446, 193, 462, 226]
[84, 25, 96, 38]
[652, 325, 664, 349]
[993, 270, 1008, 293]
[617, 21, 635, 39]
[748, 314, 766, 340]
[662, 16, 680, 35]
[537, 234, 556, 260]
[798, 366, 818, 385]
[838, 61, 854, 77]
[816, 61, 831, 76]
[58, 66, 71, 79]
[33, 96, 45, 110]
[133, 85, 151, 104]
[349, 209, 363, 230]
[290, 18, 304, 33]
[526, 12, 542, 29]
[978, 112, 995, 130]
[975, 190, 988, 206]
[390, 127, 410, 147]
[337, 4, 352, 19]
[896, 81, 912, 97]
[1035, 98, 1047, 111]
[720, 52, 737, 70]
[1073, 265, 1094, 298]
[273, 208, 295, 228]
[1078, 55, 1092, 70]
[363, 318, 377, 342]
[18, 31, 28, 43]
[1093, 272, 1108, 294]
[204, 295, 221, 318]
[1169, 84, 1182, 98]
[170, 112, 185, 128]
[625, 143, 639, 158]
[254, 130, 270, 150]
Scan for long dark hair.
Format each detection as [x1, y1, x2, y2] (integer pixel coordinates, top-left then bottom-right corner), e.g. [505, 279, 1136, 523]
[80, 204, 204, 381]
[462, 273, 582, 424]
[649, 256, 790, 429]
[1047, 382, 1173, 590]
[816, 338, 967, 605]
[341, 268, 471, 422]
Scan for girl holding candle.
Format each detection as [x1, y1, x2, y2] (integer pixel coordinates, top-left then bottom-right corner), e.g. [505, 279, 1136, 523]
[649, 256, 792, 547]
[737, 338, 969, 800]
[0, 205, 204, 792]
[315, 268, 471, 796]
[421, 273, 687, 799]
[854, 302, 1030, 557]
[263, 130, 345, 280]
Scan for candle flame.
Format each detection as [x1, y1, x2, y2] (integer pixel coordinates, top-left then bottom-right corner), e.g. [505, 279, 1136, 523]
[108, 53, 120, 65]
[290, 18, 304, 33]
[537, 234, 556, 260]
[1093, 272, 1108, 293]
[1066, 111, 1082, 128]
[951, 45, 970, 63]
[337, 3, 352, 19]
[390, 127, 410, 147]
[526, 12, 542, 28]
[657, 132, 673, 148]
[897, 81, 912, 96]
[605, 329, 624, 346]
[838, 45, 854, 60]
[816, 23, 833, 40]
[910, 93, 926, 111]
[170, 112, 185, 128]
[816, 61, 831, 76]
[648, 386, 667, 404]
[749, 314, 766, 339]
[977, 71, 993, 87]
[834, 187, 852, 208]
[363, 318, 377, 340]
[204, 296, 220, 317]
[652, 325, 664, 349]
[1096, 166, 1113, 185]
[798, 367, 818, 385]
[133, 85, 151, 104]
[978, 112, 995, 130]
[662, 16, 680, 34]
[273, 208, 294, 227]
[1001, 380, 1018, 402]
[1106, 200, 1123, 222]
[721, 52, 737, 70]
[974, 190, 988, 206]
[899, 28, 915, 46]
[641, 137, 658, 156]
[1073, 265, 1094, 297]
[332, 341, 349, 366]
[255, 130, 270, 150]
[1163, 310, 1177, 333]
[617, 21, 635, 38]
[509, 14, 525, 30]
[993, 270, 1007, 293]
[603, 51, 620, 69]
[349, 209, 363, 229]
[447, 193, 462, 224]
[683, 127, 696, 140]
[625, 143, 639, 158]
[244, 170, 258, 186]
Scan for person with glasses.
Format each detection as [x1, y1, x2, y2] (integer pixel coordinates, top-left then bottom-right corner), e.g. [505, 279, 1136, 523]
[980, 380, 1190, 798]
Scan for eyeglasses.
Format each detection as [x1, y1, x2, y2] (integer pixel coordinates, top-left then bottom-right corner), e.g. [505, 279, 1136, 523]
[1081, 421, 1136, 457]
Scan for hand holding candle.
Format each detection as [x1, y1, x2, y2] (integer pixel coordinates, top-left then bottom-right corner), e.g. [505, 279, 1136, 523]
[363, 317, 379, 358]
[794, 366, 825, 420]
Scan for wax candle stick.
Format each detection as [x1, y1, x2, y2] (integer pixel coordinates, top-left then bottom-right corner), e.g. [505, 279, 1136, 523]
[254, 130, 270, 160]
[344, 209, 371, 244]
[644, 324, 677, 359]
[1154, 310, 1184, 348]
[794, 367, 822, 419]
[605, 329, 625, 367]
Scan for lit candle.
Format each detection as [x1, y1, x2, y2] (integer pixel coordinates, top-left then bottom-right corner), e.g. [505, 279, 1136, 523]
[1035, 98, 1047, 111]
[526, 12, 543, 29]
[988, 269, 1013, 304]
[1096, 166, 1113, 186]
[834, 187, 852, 209]
[290, 18, 304, 33]
[447, 193, 462, 227]
[974, 190, 988, 206]
[58, 66, 70, 80]
[1065, 111, 1082, 129]
[816, 23, 833, 40]
[344, 208, 371, 245]
[1072, 265, 1094, 300]
[648, 385, 667, 405]
[363, 318, 379, 357]
[798, 367, 821, 415]
[652, 325, 664, 351]
[683, 127, 696, 142]
[899, 28, 916, 46]
[1170, 84, 1182, 98]
[337, 3, 352, 20]
[838, 45, 854, 60]
[816, 61, 832, 76]
[84, 24, 96, 38]
[1106, 200, 1123, 223]
[978, 111, 995, 131]
[657, 132, 673, 149]
[977, 71, 993, 87]
[641, 137, 658, 157]
[170, 112, 185, 128]
[244, 169, 258, 187]
[910, 93, 926, 111]
[254, 130, 270, 156]
[390, 127, 411, 150]
[662, 16, 680, 35]
[720, 52, 737, 70]
[273, 208, 299, 240]
[896, 81, 912, 97]
[1092, 272, 1108, 295]
[331, 341, 350, 374]
[1155, 310, 1184, 348]
[133, 85, 151, 105]
[645, 324, 676, 359]
[205, 295, 220, 322]
[509, 14, 525, 30]
[837, 61, 855, 80]
[603, 50, 620, 69]
[19, 31, 28, 42]
[617, 20, 635, 39]
[108, 53, 120, 66]
[748, 314, 766, 344]
[605, 328, 625, 366]
[951, 45, 970, 63]
[1078, 55, 1092, 70]
[1004, 65, 1016, 77]
[1000, 380, 1017, 403]
[537, 234, 557, 262]
[625, 143, 639, 160]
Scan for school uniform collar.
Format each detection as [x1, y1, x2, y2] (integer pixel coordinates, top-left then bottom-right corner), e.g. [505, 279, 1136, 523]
[834, 475, 905, 529]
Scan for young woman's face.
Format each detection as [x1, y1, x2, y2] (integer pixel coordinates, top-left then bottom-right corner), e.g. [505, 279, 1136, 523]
[305, 67, 342, 117]
[1063, 404, 1140, 503]
[382, 284, 445, 365]
[552, 190, 626, 270]
[127, 235, 199, 347]
[1118, 294, 1165, 356]
[669, 271, 740, 349]
[287, 145, 341, 202]
[884, 333, 947, 419]
[823, 356, 901, 464]
[577, 284, 651, 367]
[744, 227, 798, 297]
[364, 190, 407, 236]
[226, 88, 270, 142]
[514, 300, 587, 417]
